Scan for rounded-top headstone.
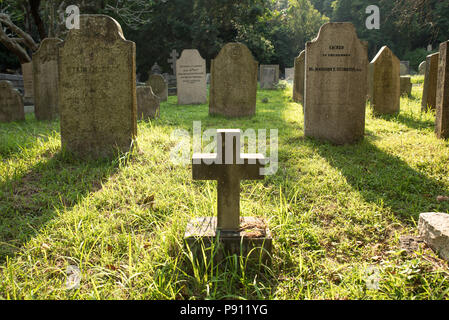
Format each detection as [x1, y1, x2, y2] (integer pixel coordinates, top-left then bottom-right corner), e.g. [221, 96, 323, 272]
[304, 22, 368, 145]
[58, 14, 137, 159]
[0, 80, 25, 123]
[293, 50, 305, 105]
[419, 61, 427, 75]
[136, 86, 160, 120]
[209, 42, 258, 118]
[147, 74, 168, 102]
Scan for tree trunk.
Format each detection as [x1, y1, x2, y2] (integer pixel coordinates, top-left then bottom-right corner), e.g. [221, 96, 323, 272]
[29, 0, 47, 41]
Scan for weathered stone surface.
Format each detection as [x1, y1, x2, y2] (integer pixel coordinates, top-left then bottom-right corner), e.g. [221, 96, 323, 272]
[422, 52, 439, 111]
[147, 74, 168, 102]
[400, 76, 412, 97]
[419, 61, 427, 75]
[209, 43, 258, 117]
[419, 212, 449, 261]
[304, 23, 368, 145]
[293, 50, 305, 104]
[436, 41, 449, 139]
[260, 64, 279, 89]
[369, 46, 400, 114]
[176, 49, 207, 105]
[137, 86, 160, 120]
[58, 15, 137, 159]
[285, 67, 294, 81]
[188, 129, 270, 262]
[0, 80, 24, 122]
[33, 38, 63, 120]
[21, 62, 34, 104]
[400, 61, 410, 75]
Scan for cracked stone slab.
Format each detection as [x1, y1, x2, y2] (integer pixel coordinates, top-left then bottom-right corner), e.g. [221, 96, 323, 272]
[419, 212, 449, 261]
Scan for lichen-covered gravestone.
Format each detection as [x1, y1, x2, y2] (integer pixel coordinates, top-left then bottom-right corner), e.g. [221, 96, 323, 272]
[176, 49, 207, 105]
[422, 52, 439, 111]
[293, 50, 305, 104]
[137, 86, 160, 120]
[0, 80, 25, 122]
[185, 129, 271, 262]
[209, 43, 258, 117]
[58, 15, 137, 159]
[33, 38, 63, 120]
[147, 74, 168, 102]
[369, 46, 400, 115]
[304, 23, 368, 145]
[436, 41, 449, 139]
[260, 65, 279, 89]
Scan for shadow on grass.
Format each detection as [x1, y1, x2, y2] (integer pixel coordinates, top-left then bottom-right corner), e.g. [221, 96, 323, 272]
[0, 146, 121, 263]
[311, 137, 449, 221]
[372, 109, 435, 131]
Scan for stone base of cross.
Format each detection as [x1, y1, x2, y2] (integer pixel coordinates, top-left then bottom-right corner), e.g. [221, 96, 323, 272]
[184, 129, 272, 263]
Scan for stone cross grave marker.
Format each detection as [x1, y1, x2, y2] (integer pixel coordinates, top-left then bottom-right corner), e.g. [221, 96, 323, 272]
[185, 129, 272, 261]
[370, 46, 400, 115]
[422, 52, 439, 111]
[436, 40, 449, 139]
[167, 49, 179, 75]
[0, 80, 25, 123]
[260, 65, 279, 89]
[58, 14, 137, 159]
[176, 49, 207, 105]
[305, 22, 368, 145]
[33, 38, 63, 120]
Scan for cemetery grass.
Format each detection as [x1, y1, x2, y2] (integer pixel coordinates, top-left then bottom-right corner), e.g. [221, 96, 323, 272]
[1, 80, 449, 300]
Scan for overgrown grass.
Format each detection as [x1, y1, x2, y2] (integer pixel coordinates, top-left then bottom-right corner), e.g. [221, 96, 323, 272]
[0, 78, 448, 299]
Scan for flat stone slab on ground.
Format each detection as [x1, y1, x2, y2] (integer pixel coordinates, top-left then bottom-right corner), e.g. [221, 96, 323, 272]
[184, 216, 272, 263]
[419, 212, 449, 261]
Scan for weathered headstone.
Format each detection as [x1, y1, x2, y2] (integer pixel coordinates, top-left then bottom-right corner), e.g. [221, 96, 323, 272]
[285, 67, 294, 81]
[33, 38, 63, 120]
[400, 61, 410, 75]
[186, 129, 271, 262]
[176, 49, 207, 105]
[147, 74, 168, 102]
[293, 51, 305, 104]
[419, 212, 449, 261]
[137, 86, 160, 120]
[260, 64, 279, 89]
[0, 80, 25, 122]
[209, 43, 258, 118]
[304, 23, 368, 145]
[400, 76, 412, 97]
[58, 15, 137, 159]
[21, 62, 34, 104]
[422, 52, 440, 111]
[436, 41, 449, 139]
[419, 61, 427, 75]
[369, 46, 400, 115]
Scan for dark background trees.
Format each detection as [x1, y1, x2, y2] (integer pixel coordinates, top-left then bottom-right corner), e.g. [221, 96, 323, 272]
[1, 0, 448, 75]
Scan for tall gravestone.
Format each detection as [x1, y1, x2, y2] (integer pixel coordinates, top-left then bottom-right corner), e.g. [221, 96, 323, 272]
[293, 50, 305, 104]
[147, 74, 168, 102]
[422, 52, 440, 111]
[260, 65, 279, 89]
[436, 41, 449, 139]
[209, 43, 258, 117]
[0, 80, 25, 122]
[137, 86, 160, 120]
[58, 15, 137, 158]
[176, 49, 207, 105]
[33, 38, 63, 120]
[305, 23, 368, 145]
[369, 46, 400, 115]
